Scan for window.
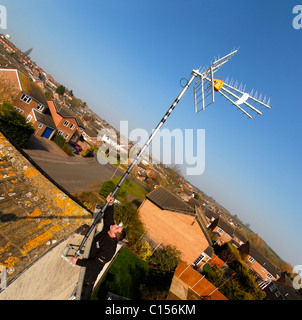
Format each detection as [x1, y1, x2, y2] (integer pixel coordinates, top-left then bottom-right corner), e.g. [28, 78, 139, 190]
[269, 285, 276, 292]
[70, 124, 76, 130]
[71, 135, 78, 142]
[58, 130, 63, 135]
[20, 94, 32, 104]
[262, 268, 267, 273]
[217, 228, 224, 234]
[267, 273, 273, 279]
[63, 120, 70, 127]
[26, 114, 32, 122]
[225, 233, 230, 238]
[36, 104, 44, 111]
[38, 123, 43, 129]
[193, 254, 205, 266]
[248, 256, 255, 263]
[13, 106, 24, 114]
[64, 133, 69, 140]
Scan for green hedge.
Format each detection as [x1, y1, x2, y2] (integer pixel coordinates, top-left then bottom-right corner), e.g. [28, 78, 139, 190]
[53, 134, 73, 156]
[0, 102, 35, 147]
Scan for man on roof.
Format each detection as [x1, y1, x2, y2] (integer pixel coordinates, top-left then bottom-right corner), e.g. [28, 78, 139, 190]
[71, 193, 126, 300]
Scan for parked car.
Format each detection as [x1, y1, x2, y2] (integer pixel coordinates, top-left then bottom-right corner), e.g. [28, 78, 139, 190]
[67, 143, 79, 154]
[75, 143, 82, 152]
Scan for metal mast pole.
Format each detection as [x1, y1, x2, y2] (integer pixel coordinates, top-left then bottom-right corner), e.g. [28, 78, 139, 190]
[74, 70, 199, 257]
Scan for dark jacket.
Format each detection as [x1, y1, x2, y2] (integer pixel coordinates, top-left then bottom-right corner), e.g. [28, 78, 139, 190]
[76, 205, 117, 267]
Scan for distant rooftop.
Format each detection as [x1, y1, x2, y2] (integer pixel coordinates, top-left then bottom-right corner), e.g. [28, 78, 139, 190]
[146, 186, 195, 215]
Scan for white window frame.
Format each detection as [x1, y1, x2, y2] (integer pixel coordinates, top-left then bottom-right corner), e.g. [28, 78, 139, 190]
[64, 133, 69, 140]
[13, 106, 24, 114]
[36, 104, 44, 111]
[20, 94, 32, 104]
[70, 124, 76, 130]
[225, 233, 230, 238]
[248, 256, 255, 263]
[267, 273, 273, 279]
[58, 130, 63, 135]
[38, 123, 43, 129]
[26, 114, 32, 122]
[193, 254, 205, 266]
[63, 120, 70, 127]
[217, 228, 224, 234]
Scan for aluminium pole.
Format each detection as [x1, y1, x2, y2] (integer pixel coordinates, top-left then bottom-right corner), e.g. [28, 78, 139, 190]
[74, 70, 199, 257]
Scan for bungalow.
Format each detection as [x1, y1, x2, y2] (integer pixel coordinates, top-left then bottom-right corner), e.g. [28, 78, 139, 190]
[0, 68, 56, 139]
[47, 100, 85, 144]
[239, 241, 280, 282]
[138, 186, 213, 266]
[208, 217, 235, 245]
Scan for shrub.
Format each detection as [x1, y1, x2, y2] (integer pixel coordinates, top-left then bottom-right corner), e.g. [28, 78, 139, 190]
[81, 146, 94, 157]
[53, 134, 73, 156]
[149, 245, 182, 277]
[0, 102, 35, 147]
[140, 241, 153, 262]
[98, 179, 126, 198]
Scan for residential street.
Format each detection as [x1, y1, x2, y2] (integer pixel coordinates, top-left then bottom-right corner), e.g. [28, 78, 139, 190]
[23, 135, 130, 194]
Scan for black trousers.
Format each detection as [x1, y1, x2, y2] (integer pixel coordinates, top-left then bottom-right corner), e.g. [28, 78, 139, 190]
[80, 259, 105, 300]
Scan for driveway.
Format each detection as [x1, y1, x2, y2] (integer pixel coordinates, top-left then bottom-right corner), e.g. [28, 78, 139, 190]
[23, 135, 149, 194]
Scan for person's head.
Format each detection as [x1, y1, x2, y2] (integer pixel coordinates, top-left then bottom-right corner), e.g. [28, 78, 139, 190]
[109, 224, 126, 241]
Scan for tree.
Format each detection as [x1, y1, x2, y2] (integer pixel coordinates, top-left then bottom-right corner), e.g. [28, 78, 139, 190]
[0, 73, 19, 103]
[56, 85, 66, 95]
[113, 200, 145, 250]
[149, 245, 182, 276]
[0, 102, 34, 147]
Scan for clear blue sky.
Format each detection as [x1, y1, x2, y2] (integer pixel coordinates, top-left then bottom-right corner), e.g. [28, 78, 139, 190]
[2, 0, 301, 266]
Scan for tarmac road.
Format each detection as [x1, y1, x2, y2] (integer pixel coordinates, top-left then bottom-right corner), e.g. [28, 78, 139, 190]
[23, 135, 148, 193]
[23, 135, 137, 194]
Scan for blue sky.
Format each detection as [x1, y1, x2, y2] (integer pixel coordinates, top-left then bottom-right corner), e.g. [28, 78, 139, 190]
[2, 0, 301, 266]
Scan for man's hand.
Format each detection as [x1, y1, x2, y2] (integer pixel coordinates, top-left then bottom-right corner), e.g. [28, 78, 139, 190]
[71, 257, 78, 265]
[106, 192, 114, 206]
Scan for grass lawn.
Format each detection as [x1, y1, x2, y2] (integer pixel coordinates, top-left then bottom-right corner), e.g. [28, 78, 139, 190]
[110, 176, 148, 199]
[91, 248, 150, 300]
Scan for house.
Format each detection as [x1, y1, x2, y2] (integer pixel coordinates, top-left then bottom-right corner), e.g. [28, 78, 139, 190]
[138, 186, 213, 266]
[0, 36, 15, 53]
[232, 230, 247, 248]
[203, 207, 219, 227]
[208, 217, 235, 245]
[263, 274, 302, 300]
[82, 127, 100, 146]
[0, 68, 56, 139]
[239, 241, 280, 282]
[47, 100, 85, 144]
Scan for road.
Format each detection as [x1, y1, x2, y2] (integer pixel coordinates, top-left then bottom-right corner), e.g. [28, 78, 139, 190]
[23, 135, 148, 194]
